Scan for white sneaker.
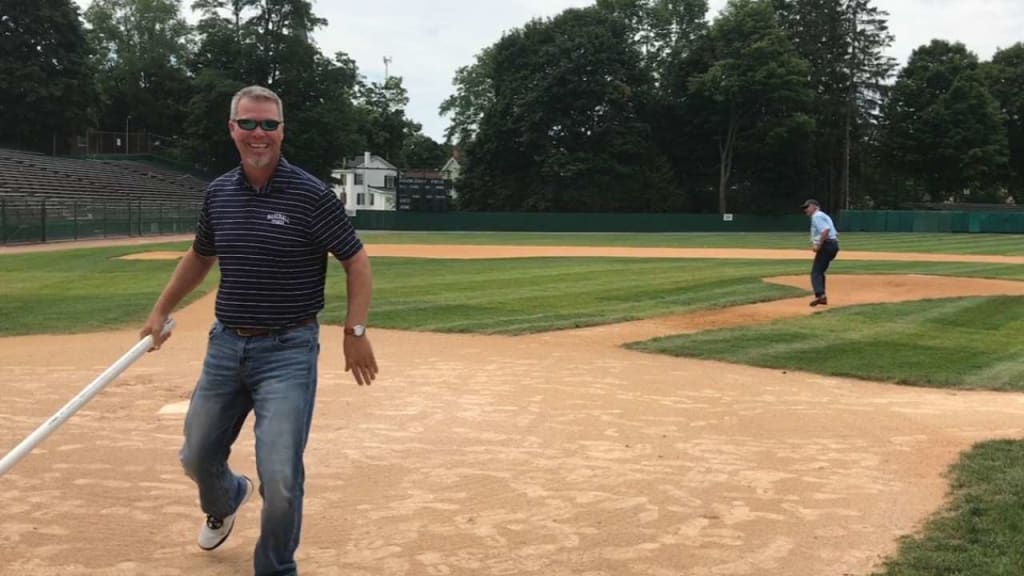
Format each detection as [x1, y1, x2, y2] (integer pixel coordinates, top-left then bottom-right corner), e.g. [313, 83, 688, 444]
[198, 475, 254, 551]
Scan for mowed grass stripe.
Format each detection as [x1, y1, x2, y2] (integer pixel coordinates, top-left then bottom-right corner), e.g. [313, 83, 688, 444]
[323, 258, 809, 334]
[688, 298, 984, 371]
[630, 296, 1024, 390]
[383, 280, 801, 334]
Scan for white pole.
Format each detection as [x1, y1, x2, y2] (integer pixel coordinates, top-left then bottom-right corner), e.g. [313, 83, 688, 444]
[0, 319, 176, 477]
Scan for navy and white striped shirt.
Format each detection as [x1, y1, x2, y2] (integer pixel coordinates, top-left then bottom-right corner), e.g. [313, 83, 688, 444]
[194, 157, 363, 328]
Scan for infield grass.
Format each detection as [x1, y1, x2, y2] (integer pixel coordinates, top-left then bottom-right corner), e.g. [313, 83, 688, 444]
[871, 439, 1024, 576]
[629, 296, 1024, 391]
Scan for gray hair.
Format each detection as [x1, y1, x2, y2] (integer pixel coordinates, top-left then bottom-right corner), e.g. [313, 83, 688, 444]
[230, 85, 284, 121]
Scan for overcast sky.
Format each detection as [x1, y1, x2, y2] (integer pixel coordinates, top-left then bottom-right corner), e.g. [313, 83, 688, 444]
[73, 0, 1023, 142]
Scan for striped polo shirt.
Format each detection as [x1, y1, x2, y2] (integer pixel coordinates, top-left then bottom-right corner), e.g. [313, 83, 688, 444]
[194, 157, 363, 328]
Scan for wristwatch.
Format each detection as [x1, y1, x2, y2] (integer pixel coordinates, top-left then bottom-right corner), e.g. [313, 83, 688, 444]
[344, 324, 366, 337]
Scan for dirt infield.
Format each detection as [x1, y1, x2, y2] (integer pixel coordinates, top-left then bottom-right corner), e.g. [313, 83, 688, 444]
[7, 234, 1024, 264]
[367, 243, 1024, 265]
[4, 241, 1024, 575]
[0, 235, 196, 254]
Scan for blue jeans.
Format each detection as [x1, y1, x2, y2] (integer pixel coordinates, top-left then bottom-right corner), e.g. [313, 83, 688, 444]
[811, 240, 839, 297]
[180, 320, 320, 576]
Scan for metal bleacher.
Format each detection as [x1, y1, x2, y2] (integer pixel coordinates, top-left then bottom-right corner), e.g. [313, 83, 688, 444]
[0, 149, 208, 202]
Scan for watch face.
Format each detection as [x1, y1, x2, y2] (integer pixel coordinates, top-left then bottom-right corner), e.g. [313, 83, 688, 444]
[351, 325, 366, 336]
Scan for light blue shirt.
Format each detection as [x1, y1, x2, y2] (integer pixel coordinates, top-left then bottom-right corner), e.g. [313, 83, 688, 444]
[810, 210, 838, 245]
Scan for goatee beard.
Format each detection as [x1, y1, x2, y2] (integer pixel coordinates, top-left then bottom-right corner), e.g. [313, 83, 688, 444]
[245, 155, 273, 169]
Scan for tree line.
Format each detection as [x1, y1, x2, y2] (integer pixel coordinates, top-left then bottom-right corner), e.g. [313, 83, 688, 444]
[446, 0, 1024, 213]
[1, 0, 450, 182]
[3, 0, 1022, 213]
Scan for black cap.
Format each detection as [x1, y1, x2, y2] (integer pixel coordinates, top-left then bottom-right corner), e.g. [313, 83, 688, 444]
[800, 199, 819, 209]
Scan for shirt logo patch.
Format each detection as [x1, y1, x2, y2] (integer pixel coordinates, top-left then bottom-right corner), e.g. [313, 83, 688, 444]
[267, 212, 290, 226]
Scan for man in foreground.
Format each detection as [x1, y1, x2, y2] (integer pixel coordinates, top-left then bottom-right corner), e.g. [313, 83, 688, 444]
[140, 85, 378, 576]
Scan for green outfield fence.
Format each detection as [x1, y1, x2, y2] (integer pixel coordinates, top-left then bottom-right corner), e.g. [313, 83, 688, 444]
[6, 205, 1024, 245]
[0, 196, 201, 245]
[841, 210, 1024, 233]
[349, 211, 809, 232]
[349, 210, 1024, 234]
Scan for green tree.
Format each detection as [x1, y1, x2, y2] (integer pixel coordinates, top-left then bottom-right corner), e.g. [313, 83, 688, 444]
[772, 0, 896, 211]
[356, 76, 413, 167]
[187, 0, 260, 170]
[983, 43, 1024, 198]
[459, 8, 678, 212]
[0, 0, 96, 153]
[186, 0, 363, 180]
[84, 0, 193, 140]
[841, 0, 897, 208]
[881, 41, 1009, 203]
[596, 0, 709, 82]
[402, 130, 450, 170]
[439, 46, 496, 145]
[655, 34, 721, 212]
[688, 0, 814, 213]
[280, 51, 364, 180]
[191, 0, 254, 78]
[183, 70, 245, 174]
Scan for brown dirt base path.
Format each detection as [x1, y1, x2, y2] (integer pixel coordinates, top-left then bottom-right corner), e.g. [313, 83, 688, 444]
[4, 241, 1024, 576]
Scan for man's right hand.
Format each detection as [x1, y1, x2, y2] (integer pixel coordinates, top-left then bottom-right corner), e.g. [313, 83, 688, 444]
[140, 312, 172, 352]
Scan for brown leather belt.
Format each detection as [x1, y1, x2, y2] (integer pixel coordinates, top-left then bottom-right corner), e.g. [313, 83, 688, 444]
[230, 317, 317, 337]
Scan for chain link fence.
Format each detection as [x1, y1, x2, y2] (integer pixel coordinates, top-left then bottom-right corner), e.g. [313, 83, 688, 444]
[74, 131, 187, 158]
[0, 196, 200, 245]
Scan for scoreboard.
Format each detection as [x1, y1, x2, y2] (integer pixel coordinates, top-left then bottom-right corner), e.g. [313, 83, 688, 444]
[397, 176, 449, 212]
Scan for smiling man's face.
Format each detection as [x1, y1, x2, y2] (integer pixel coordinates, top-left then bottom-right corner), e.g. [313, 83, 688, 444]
[229, 97, 284, 170]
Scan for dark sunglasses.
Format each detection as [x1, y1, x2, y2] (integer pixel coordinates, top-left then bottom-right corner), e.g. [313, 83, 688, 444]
[234, 118, 282, 131]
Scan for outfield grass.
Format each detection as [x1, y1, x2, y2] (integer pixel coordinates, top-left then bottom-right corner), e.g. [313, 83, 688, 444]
[323, 257, 807, 334]
[6, 237, 1024, 337]
[0, 243, 218, 336]
[0, 246, 812, 336]
[872, 439, 1024, 576]
[326, 258, 1024, 335]
[629, 296, 1024, 391]
[361, 231, 1024, 255]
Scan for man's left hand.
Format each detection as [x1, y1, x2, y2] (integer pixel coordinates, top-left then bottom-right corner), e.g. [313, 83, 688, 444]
[344, 335, 378, 386]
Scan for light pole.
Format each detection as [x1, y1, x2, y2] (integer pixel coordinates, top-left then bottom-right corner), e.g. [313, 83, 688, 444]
[125, 114, 131, 154]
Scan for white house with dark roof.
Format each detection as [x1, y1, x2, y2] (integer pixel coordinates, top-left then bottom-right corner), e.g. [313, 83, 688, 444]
[331, 152, 398, 214]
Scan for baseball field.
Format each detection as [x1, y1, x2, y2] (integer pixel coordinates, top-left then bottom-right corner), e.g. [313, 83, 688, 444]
[3, 231, 1024, 575]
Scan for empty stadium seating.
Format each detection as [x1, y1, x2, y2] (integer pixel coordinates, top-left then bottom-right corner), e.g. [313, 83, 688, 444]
[0, 149, 208, 202]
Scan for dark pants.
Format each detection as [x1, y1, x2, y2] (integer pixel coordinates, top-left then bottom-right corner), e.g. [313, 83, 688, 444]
[811, 240, 839, 297]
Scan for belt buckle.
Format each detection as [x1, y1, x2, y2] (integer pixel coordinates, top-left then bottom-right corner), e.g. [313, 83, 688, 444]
[234, 327, 266, 337]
